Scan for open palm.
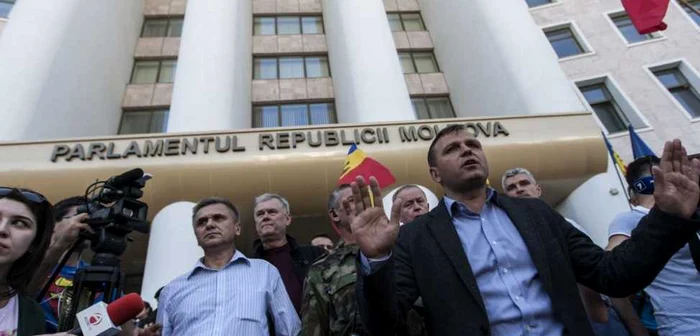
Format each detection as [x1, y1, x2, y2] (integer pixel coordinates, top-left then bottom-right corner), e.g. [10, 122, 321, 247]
[343, 176, 402, 258]
[653, 139, 700, 219]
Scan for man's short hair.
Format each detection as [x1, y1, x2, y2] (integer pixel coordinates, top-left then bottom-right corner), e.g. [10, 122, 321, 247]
[254, 193, 290, 214]
[311, 233, 332, 241]
[327, 184, 351, 211]
[192, 197, 240, 221]
[501, 168, 537, 191]
[53, 196, 86, 221]
[392, 184, 426, 202]
[625, 156, 660, 186]
[428, 124, 466, 167]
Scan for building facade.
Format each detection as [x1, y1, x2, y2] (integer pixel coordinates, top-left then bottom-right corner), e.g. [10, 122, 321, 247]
[0, 0, 697, 303]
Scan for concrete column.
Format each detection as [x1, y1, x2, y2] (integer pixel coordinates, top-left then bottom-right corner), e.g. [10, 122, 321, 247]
[322, 0, 415, 124]
[0, 0, 143, 141]
[418, 0, 587, 117]
[556, 158, 631, 247]
[141, 201, 202, 307]
[167, 0, 253, 133]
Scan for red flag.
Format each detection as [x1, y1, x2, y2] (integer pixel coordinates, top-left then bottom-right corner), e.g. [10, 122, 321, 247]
[622, 0, 670, 34]
[337, 144, 396, 188]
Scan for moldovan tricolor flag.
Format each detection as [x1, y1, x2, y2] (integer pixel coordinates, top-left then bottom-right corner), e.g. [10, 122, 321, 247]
[337, 144, 396, 188]
[622, 0, 670, 34]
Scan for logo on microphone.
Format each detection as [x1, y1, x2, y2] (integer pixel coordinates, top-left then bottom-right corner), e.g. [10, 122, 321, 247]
[85, 313, 103, 326]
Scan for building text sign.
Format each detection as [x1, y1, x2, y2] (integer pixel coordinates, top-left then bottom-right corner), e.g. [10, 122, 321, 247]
[50, 121, 509, 162]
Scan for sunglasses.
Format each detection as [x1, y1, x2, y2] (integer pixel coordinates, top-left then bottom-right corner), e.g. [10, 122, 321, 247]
[0, 187, 48, 204]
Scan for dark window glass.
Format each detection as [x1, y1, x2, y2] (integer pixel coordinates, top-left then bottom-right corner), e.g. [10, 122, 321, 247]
[305, 56, 330, 78]
[253, 103, 337, 128]
[254, 17, 276, 35]
[0, 0, 16, 18]
[525, 0, 553, 8]
[545, 27, 584, 58]
[142, 19, 168, 37]
[279, 57, 305, 79]
[401, 13, 425, 31]
[119, 110, 169, 135]
[301, 16, 324, 34]
[411, 97, 455, 119]
[387, 13, 402, 32]
[682, 0, 700, 26]
[277, 16, 301, 35]
[254, 58, 278, 79]
[654, 68, 700, 118]
[168, 18, 184, 37]
[612, 13, 655, 44]
[579, 83, 629, 133]
[131, 61, 160, 84]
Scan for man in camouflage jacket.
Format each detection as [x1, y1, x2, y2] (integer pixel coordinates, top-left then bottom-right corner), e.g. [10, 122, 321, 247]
[301, 185, 368, 336]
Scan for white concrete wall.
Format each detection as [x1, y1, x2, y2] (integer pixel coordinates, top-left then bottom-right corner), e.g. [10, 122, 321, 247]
[141, 201, 202, 308]
[530, 0, 700, 161]
[167, 0, 252, 132]
[0, 0, 143, 141]
[0, 19, 6, 36]
[322, 0, 415, 124]
[557, 157, 631, 247]
[417, 0, 587, 118]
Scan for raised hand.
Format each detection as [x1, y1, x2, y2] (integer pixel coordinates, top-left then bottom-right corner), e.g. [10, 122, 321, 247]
[342, 176, 402, 258]
[652, 139, 700, 219]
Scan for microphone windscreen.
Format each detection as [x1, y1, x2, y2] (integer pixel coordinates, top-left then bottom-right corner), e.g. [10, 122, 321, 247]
[111, 168, 144, 187]
[106, 293, 145, 326]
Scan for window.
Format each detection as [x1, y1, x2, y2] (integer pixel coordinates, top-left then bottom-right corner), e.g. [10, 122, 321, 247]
[544, 26, 585, 58]
[141, 18, 184, 37]
[253, 56, 330, 79]
[118, 110, 169, 135]
[0, 0, 14, 18]
[610, 13, 657, 44]
[399, 52, 439, 74]
[679, 0, 700, 26]
[253, 103, 336, 128]
[526, 0, 554, 8]
[411, 97, 455, 119]
[387, 13, 425, 32]
[579, 83, 631, 133]
[131, 60, 177, 84]
[253, 16, 324, 35]
[653, 67, 700, 118]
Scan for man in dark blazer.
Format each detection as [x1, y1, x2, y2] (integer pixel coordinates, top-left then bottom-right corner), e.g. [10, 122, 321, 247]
[343, 124, 700, 336]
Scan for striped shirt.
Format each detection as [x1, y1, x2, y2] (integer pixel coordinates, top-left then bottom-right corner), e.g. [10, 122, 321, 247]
[157, 250, 301, 336]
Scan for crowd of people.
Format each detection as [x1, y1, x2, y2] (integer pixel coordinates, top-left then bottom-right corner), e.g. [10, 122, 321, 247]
[0, 124, 698, 336]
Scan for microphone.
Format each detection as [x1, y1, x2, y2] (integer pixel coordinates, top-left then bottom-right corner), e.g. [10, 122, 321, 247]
[69, 293, 145, 336]
[108, 168, 144, 189]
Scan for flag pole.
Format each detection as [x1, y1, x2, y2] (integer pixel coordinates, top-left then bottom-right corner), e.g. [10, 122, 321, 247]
[611, 157, 633, 211]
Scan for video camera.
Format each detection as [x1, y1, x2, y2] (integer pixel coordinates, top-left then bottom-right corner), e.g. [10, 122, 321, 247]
[76, 168, 152, 260]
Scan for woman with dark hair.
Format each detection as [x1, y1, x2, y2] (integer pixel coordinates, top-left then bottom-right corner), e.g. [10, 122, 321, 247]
[0, 187, 55, 336]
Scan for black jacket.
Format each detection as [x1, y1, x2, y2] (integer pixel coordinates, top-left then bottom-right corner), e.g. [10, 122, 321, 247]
[356, 195, 700, 336]
[253, 234, 325, 284]
[18, 294, 45, 336]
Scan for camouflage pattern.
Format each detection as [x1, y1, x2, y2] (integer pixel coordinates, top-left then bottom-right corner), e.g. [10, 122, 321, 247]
[300, 241, 368, 336]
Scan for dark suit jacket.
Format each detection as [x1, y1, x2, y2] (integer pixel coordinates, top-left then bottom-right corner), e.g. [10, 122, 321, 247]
[356, 195, 700, 336]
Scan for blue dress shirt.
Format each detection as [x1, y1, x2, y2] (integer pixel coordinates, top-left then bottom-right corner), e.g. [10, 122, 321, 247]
[157, 250, 301, 336]
[363, 189, 564, 335]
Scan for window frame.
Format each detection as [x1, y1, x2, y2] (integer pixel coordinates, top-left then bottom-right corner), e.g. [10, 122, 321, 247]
[130, 59, 178, 84]
[606, 11, 664, 46]
[674, 0, 700, 30]
[0, 0, 15, 19]
[398, 52, 440, 74]
[118, 109, 169, 135]
[252, 102, 337, 128]
[140, 17, 185, 38]
[645, 59, 700, 121]
[541, 22, 594, 60]
[386, 12, 426, 32]
[526, 0, 559, 10]
[410, 96, 456, 119]
[253, 15, 325, 35]
[574, 75, 652, 135]
[252, 55, 331, 80]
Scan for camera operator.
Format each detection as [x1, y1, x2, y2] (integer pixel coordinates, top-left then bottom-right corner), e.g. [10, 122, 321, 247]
[26, 196, 91, 332]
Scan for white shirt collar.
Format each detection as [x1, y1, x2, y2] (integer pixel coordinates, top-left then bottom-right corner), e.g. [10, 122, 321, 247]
[632, 205, 650, 214]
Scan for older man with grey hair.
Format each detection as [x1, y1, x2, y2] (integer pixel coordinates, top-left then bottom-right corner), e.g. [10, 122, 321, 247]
[251, 193, 325, 314]
[501, 168, 647, 336]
